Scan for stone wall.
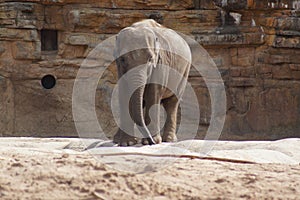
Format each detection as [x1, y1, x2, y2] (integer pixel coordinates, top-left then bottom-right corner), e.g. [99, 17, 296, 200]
[0, 0, 299, 140]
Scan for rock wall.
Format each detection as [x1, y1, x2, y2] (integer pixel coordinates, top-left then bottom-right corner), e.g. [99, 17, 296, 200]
[0, 0, 299, 140]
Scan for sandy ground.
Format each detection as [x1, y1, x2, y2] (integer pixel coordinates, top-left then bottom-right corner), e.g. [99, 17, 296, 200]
[0, 138, 299, 199]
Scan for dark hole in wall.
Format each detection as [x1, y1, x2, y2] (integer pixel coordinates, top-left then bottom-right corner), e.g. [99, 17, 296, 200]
[41, 75, 56, 89]
[41, 29, 58, 51]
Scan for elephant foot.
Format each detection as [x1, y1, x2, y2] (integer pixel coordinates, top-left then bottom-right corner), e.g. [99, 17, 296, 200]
[162, 133, 177, 143]
[142, 134, 162, 145]
[113, 129, 138, 146]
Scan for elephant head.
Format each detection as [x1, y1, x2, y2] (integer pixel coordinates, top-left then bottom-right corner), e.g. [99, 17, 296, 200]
[114, 26, 161, 145]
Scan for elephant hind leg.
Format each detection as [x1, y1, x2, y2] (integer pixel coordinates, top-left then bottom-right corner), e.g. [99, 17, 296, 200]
[162, 95, 179, 142]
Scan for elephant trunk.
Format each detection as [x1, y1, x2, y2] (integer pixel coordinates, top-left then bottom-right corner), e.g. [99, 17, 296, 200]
[129, 74, 155, 145]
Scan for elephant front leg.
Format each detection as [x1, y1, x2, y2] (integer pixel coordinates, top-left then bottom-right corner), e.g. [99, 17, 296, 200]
[113, 128, 137, 146]
[142, 103, 162, 145]
[113, 110, 137, 146]
[162, 95, 179, 142]
[113, 83, 137, 146]
[142, 85, 162, 145]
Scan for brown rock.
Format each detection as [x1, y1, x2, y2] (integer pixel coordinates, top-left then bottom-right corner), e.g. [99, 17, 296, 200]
[275, 17, 300, 31]
[268, 54, 289, 64]
[0, 76, 14, 136]
[0, 2, 44, 29]
[44, 5, 65, 30]
[0, 28, 39, 41]
[240, 67, 255, 77]
[251, 82, 300, 133]
[14, 79, 76, 137]
[11, 41, 40, 60]
[292, 71, 300, 80]
[231, 48, 255, 67]
[228, 77, 257, 87]
[62, 33, 113, 47]
[188, 77, 211, 127]
[272, 65, 292, 79]
[257, 64, 272, 75]
[226, 82, 300, 139]
[213, 0, 248, 9]
[230, 68, 241, 77]
[68, 35, 88, 46]
[273, 36, 300, 48]
[42, 0, 195, 10]
[197, 0, 216, 9]
[247, 0, 292, 9]
[68, 9, 219, 34]
[58, 44, 87, 59]
[290, 64, 300, 71]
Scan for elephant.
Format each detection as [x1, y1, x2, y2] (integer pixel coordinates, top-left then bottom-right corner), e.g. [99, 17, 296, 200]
[113, 19, 192, 146]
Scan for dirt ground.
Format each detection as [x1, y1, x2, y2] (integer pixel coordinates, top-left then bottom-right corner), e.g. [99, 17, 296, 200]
[0, 138, 299, 199]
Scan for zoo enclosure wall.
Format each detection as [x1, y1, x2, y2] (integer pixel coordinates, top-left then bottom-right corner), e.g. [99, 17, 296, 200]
[0, 0, 300, 140]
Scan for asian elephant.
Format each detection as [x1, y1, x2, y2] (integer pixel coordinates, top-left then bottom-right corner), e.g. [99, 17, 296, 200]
[113, 19, 192, 146]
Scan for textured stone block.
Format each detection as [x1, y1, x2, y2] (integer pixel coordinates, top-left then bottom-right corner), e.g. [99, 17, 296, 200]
[188, 77, 211, 126]
[272, 65, 292, 79]
[44, 5, 65, 30]
[290, 64, 300, 70]
[240, 67, 255, 77]
[226, 84, 300, 139]
[275, 17, 300, 31]
[268, 54, 290, 64]
[10, 59, 82, 80]
[197, 0, 216, 9]
[39, 0, 195, 10]
[0, 76, 14, 136]
[247, 0, 292, 9]
[11, 41, 41, 60]
[227, 77, 257, 87]
[250, 81, 300, 133]
[58, 44, 87, 59]
[95, 67, 118, 139]
[213, 0, 248, 9]
[0, 41, 16, 77]
[164, 10, 219, 34]
[273, 36, 300, 48]
[0, 28, 39, 42]
[257, 64, 272, 75]
[292, 71, 300, 80]
[0, 2, 44, 29]
[68, 35, 88, 46]
[68, 9, 219, 34]
[230, 67, 241, 77]
[106, 0, 195, 10]
[14, 79, 77, 137]
[231, 48, 255, 67]
[63, 33, 113, 47]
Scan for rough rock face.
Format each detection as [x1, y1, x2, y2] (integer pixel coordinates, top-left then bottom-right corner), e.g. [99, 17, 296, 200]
[0, 0, 299, 140]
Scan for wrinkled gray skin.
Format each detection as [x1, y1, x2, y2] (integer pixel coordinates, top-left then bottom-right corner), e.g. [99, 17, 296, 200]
[113, 19, 191, 146]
